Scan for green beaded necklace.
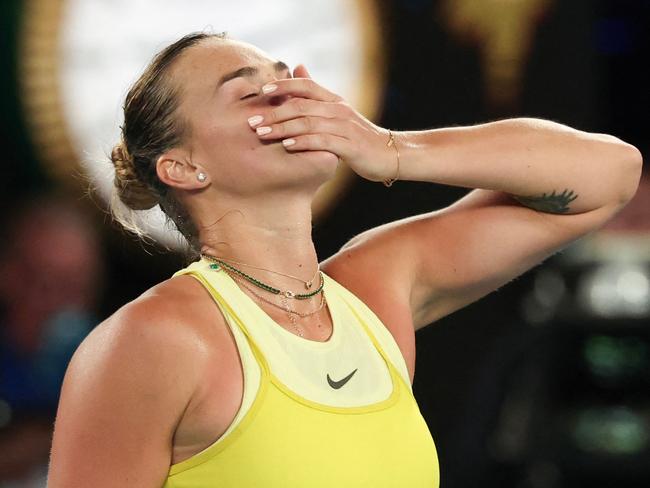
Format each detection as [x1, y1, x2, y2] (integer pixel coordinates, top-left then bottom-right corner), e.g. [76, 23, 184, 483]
[202, 254, 324, 300]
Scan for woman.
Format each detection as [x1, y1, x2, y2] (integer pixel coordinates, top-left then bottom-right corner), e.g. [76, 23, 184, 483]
[47, 32, 642, 487]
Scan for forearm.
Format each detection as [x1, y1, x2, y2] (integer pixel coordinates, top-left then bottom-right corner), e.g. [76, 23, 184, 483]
[395, 118, 643, 214]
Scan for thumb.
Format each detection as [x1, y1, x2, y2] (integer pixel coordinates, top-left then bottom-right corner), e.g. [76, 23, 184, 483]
[293, 63, 311, 79]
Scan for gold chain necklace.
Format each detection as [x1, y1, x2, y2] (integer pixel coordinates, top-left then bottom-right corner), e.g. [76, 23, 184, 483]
[202, 254, 324, 300]
[201, 248, 320, 290]
[227, 270, 325, 338]
[228, 270, 325, 317]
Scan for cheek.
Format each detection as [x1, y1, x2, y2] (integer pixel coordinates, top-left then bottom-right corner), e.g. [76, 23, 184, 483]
[192, 114, 251, 159]
[191, 116, 271, 179]
[188, 102, 293, 175]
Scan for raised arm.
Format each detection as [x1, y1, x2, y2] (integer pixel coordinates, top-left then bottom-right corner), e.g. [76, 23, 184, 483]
[392, 117, 641, 211]
[247, 76, 643, 332]
[335, 118, 642, 329]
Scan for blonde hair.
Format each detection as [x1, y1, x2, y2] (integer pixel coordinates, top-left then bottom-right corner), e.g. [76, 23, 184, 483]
[109, 31, 227, 251]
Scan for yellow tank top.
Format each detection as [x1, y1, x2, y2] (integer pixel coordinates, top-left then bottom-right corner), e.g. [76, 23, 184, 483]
[163, 258, 439, 487]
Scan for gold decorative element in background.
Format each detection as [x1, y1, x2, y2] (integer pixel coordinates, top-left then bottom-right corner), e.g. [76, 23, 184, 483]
[20, 0, 78, 190]
[440, 0, 555, 111]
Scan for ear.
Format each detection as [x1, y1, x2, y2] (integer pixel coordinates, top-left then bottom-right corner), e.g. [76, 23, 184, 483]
[155, 151, 209, 190]
[293, 64, 311, 79]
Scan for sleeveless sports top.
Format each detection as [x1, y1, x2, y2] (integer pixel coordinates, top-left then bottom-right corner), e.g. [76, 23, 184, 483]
[163, 258, 439, 487]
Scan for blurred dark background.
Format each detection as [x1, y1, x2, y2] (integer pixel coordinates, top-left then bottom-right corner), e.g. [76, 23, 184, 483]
[1, 0, 648, 486]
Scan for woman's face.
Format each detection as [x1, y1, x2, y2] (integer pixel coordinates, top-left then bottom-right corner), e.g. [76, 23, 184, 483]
[169, 38, 339, 198]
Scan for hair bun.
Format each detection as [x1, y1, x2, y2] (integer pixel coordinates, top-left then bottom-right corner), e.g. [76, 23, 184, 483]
[110, 142, 159, 210]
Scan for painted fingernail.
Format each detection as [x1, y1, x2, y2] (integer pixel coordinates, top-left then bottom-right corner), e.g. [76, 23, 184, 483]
[248, 115, 263, 127]
[256, 126, 272, 135]
[282, 138, 296, 147]
[262, 84, 278, 94]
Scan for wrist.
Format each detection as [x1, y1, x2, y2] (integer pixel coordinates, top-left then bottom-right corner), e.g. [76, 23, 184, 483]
[382, 129, 401, 187]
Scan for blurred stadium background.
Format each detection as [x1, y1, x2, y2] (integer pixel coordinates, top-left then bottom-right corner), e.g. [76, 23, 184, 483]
[0, 0, 648, 486]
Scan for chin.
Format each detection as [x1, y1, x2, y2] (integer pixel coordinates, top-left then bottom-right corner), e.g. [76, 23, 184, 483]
[279, 150, 339, 191]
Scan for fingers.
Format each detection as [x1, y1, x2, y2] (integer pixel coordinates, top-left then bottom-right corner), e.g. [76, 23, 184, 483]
[249, 97, 345, 128]
[249, 66, 353, 157]
[261, 77, 342, 103]
[254, 115, 351, 142]
[281, 133, 349, 153]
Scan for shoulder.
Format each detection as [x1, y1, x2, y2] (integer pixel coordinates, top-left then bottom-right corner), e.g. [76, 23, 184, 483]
[90, 274, 214, 349]
[321, 216, 422, 299]
[320, 227, 415, 321]
[65, 273, 226, 410]
[49, 275, 222, 486]
[69, 274, 214, 390]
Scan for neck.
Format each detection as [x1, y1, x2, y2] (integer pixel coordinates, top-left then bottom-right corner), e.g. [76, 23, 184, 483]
[193, 191, 320, 290]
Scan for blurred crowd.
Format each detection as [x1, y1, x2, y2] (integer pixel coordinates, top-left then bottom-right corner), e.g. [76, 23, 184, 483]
[0, 196, 102, 487]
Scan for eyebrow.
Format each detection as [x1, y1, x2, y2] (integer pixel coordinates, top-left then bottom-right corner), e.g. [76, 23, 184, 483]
[217, 60, 290, 89]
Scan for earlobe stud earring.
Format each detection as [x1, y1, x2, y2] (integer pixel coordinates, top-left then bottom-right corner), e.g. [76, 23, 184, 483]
[197, 172, 207, 183]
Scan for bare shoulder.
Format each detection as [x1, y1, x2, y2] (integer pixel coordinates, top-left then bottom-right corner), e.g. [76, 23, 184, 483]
[321, 223, 416, 323]
[48, 274, 222, 487]
[76, 274, 218, 378]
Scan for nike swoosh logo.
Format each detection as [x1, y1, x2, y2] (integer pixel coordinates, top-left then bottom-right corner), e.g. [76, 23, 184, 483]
[327, 368, 358, 389]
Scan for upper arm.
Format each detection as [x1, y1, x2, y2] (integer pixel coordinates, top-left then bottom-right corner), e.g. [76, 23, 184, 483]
[335, 188, 630, 332]
[405, 189, 629, 328]
[47, 298, 201, 487]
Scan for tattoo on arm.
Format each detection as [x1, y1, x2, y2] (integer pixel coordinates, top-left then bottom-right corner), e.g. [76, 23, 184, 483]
[511, 189, 578, 214]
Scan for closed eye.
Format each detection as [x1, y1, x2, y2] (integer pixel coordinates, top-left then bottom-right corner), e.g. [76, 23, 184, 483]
[240, 92, 258, 100]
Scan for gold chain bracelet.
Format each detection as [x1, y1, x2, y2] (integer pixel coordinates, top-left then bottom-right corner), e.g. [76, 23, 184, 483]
[382, 129, 400, 187]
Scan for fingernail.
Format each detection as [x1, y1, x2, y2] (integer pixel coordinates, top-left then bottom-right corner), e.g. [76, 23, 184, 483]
[282, 138, 295, 147]
[256, 126, 272, 135]
[262, 84, 277, 94]
[248, 115, 263, 127]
